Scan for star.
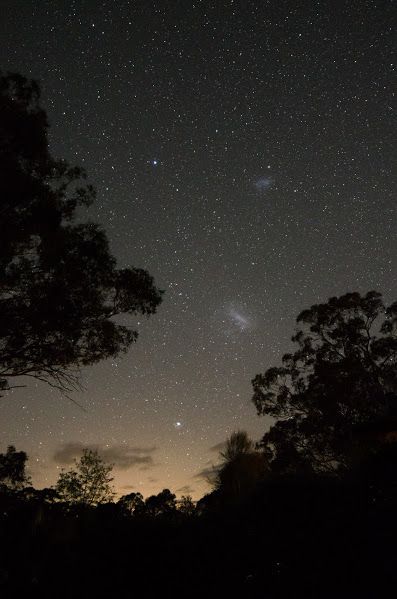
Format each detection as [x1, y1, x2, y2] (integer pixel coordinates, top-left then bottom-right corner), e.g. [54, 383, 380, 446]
[0, 0, 393, 504]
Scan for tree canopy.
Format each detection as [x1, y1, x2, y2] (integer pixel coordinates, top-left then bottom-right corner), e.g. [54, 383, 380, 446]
[0, 72, 163, 395]
[214, 431, 267, 501]
[144, 488, 177, 516]
[117, 491, 145, 516]
[0, 445, 30, 491]
[55, 449, 114, 505]
[252, 291, 397, 475]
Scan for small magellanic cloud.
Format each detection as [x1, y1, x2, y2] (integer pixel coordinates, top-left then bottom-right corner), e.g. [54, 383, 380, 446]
[254, 176, 273, 193]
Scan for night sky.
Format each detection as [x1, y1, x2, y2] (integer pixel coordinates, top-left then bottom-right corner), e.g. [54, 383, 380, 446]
[0, 1, 395, 499]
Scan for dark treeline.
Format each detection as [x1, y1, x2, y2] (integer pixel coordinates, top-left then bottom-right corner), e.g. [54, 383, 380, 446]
[1, 438, 397, 597]
[1, 73, 397, 596]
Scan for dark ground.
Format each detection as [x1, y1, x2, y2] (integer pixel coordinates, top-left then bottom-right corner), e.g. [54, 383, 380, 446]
[1, 472, 397, 599]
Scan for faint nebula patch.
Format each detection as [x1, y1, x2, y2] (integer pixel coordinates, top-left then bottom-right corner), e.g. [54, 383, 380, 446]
[226, 303, 256, 334]
[229, 308, 251, 331]
[212, 303, 256, 338]
[254, 176, 273, 193]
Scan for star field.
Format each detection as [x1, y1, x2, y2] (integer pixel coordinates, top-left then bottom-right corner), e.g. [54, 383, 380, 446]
[0, 0, 395, 499]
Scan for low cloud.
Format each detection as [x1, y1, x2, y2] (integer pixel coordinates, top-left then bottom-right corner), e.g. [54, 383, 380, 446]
[209, 441, 226, 453]
[53, 442, 157, 470]
[193, 465, 219, 482]
[139, 464, 154, 472]
[176, 485, 194, 495]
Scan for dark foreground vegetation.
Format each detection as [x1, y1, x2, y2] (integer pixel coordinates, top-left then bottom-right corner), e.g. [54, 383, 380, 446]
[1, 72, 397, 596]
[1, 450, 397, 598]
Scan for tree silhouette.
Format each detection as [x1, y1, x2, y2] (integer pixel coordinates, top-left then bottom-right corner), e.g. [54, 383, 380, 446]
[0, 445, 30, 491]
[144, 488, 177, 516]
[117, 491, 145, 516]
[219, 430, 254, 461]
[214, 431, 267, 501]
[252, 291, 397, 474]
[177, 494, 196, 516]
[0, 72, 163, 395]
[55, 449, 114, 505]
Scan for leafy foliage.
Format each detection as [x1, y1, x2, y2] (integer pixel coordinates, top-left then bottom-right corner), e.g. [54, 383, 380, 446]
[0, 72, 163, 394]
[252, 291, 397, 474]
[55, 449, 114, 505]
[214, 431, 267, 501]
[0, 445, 30, 490]
[219, 430, 254, 461]
[117, 491, 145, 516]
[177, 494, 196, 515]
[144, 488, 177, 516]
